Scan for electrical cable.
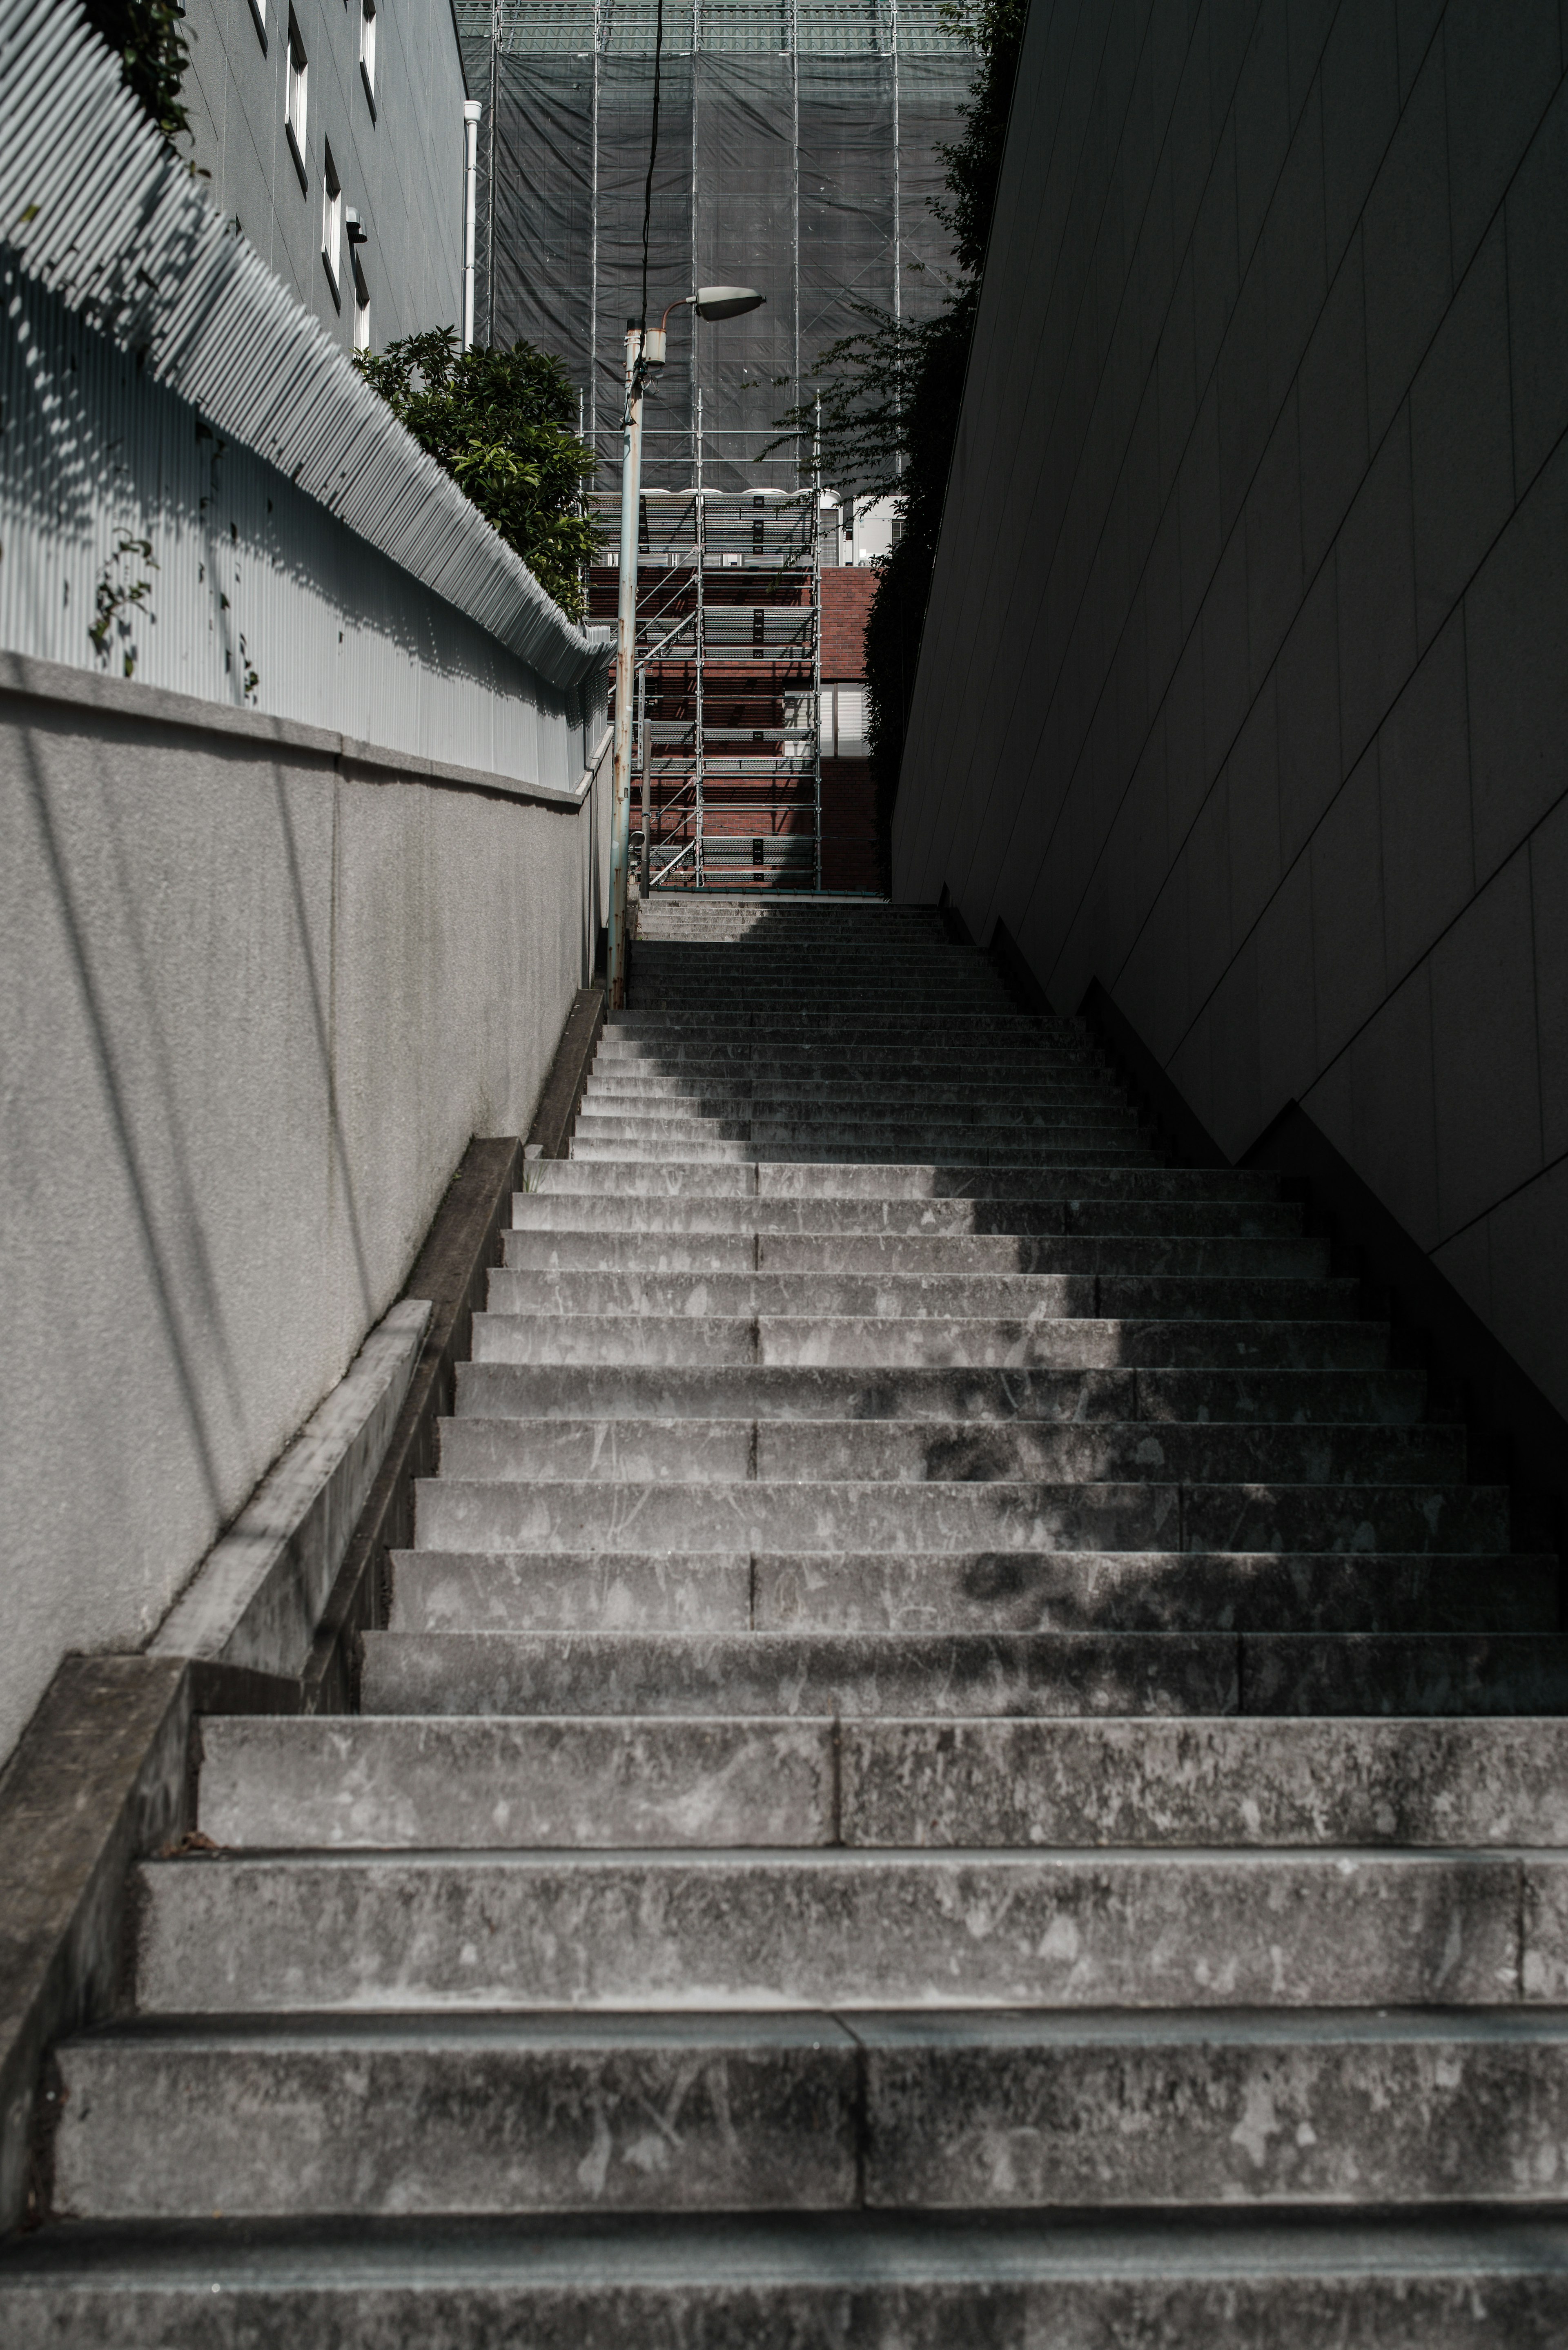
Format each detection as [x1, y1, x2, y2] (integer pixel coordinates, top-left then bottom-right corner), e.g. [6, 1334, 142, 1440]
[637, 0, 665, 339]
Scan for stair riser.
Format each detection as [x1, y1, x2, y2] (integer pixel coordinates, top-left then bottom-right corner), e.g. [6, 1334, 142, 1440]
[501, 1232, 1330, 1277]
[469, 1316, 1390, 1371]
[483, 1271, 1357, 1320]
[392, 1546, 1553, 1639]
[456, 1360, 1429, 1426]
[436, 1417, 1466, 1489]
[51, 2027, 1568, 2219]
[363, 1631, 1564, 1719]
[131, 1852, 1553, 2012]
[530, 1164, 1283, 1198]
[512, 1195, 1307, 1239]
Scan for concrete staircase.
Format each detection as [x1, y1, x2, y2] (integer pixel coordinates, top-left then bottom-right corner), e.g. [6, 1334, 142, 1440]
[9, 896, 1568, 2341]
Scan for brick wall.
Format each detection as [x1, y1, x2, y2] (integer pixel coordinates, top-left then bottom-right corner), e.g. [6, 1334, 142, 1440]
[821, 567, 876, 682]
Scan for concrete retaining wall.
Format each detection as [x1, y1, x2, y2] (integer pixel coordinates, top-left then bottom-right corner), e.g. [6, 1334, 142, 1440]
[0, 659, 610, 1768]
[894, 0, 1568, 1424]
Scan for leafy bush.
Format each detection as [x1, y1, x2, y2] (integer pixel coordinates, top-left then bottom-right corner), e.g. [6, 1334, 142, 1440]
[80, 0, 191, 145]
[354, 330, 597, 622]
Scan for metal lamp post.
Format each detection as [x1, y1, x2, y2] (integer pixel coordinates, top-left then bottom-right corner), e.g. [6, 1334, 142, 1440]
[606, 285, 765, 1010]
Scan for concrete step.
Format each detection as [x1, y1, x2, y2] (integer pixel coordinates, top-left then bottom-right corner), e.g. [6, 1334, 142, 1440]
[390, 1545, 1553, 1638]
[593, 1039, 1105, 1073]
[510, 1191, 1308, 1238]
[569, 1135, 1161, 1166]
[48, 2008, 1568, 2221]
[129, 1846, 1561, 2011]
[361, 1628, 1240, 1716]
[196, 1712, 1568, 1850]
[436, 1414, 1466, 1489]
[483, 1269, 1361, 1321]
[412, 1472, 1183, 1554]
[469, 1311, 1389, 1370]
[528, 1160, 1285, 1199]
[8, 2212, 1568, 2343]
[363, 1628, 1565, 1718]
[500, 1228, 1330, 1278]
[580, 1081, 1138, 1120]
[454, 1360, 1432, 1427]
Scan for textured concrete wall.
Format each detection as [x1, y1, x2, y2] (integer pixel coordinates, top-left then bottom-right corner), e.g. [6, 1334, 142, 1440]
[895, 0, 1568, 1422]
[0, 668, 608, 1768]
[181, 0, 468, 353]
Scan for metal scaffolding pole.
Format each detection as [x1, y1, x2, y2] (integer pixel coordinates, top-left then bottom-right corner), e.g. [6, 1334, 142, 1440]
[791, 0, 800, 488]
[589, 0, 601, 452]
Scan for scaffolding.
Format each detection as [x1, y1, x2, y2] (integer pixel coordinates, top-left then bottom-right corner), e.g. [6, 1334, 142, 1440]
[590, 482, 822, 889]
[454, 1, 971, 489]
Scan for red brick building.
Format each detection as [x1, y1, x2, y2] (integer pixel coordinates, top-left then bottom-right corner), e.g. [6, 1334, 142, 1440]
[819, 568, 878, 892]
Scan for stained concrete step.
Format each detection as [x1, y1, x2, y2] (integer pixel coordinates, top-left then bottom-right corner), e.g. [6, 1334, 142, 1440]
[500, 1229, 1330, 1278]
[48, 2008, 1568, 2222]
[364, 1628, 1566, 1718]
[413, 1471, 1508, 1558]
[528, 1161, 1285, 1199]
[391, 1546, 1553, 1638]
[195, 1713, 1568, 1851]
[454, 1361, 1432, 1426]
[436, 1414, 1465, 1489]
[483, 1269, 1359, 1321]
[580, 1082, 1138, 1121]
[129, 1846, 1568, 2012]
[8, 2211, 1568, 2346]
[569, 1136, 1160, 1166]
[511, 1192, 1307, 1238]
[362, 1628, 1240, 1717]
[469, 1312, 1389, 1370]
[593, 1040, 1106, 1074]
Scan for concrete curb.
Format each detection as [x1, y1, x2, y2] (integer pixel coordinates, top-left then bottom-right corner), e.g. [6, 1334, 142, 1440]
[150, 1301, 432, 1682]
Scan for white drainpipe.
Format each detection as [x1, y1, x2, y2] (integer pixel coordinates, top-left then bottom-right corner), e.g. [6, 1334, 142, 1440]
[462, 98, 482, 350]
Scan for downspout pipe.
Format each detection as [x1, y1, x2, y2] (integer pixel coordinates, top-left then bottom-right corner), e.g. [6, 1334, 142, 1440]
[462, 98, 483, 350]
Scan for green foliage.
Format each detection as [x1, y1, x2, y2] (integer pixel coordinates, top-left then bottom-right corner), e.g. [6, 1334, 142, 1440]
[355, 330, 597, 622]
[772, 0, 1027, 875]
[80, 0, 191, 145]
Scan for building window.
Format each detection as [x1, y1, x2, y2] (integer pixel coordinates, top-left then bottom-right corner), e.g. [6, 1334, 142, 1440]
[353, 284, 370, 351]
[247, 0, 267, 51]
[359, 0, 377, 119]
[321, 145, 342, 307]
[285, 13, 308, 189]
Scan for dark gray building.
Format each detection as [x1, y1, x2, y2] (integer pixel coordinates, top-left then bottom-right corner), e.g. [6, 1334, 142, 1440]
[181, 0, 473, 353]
[895, 0, 1568, 1443]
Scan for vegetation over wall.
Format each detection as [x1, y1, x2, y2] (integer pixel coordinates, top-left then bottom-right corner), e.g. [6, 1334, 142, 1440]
[356, 331, 597, 622]
[80, 0, 191, 144]
[777, 0, 1026, 880]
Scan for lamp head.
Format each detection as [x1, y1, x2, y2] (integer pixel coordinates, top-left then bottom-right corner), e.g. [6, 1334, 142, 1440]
[693, 285, 765, 321]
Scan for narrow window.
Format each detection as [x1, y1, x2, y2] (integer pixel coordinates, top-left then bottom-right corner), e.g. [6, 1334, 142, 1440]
[359, 0, 377, 119]
[247, 0, 267, 51]
[321, 144, 342, 307]
[285, 13, 308, 189]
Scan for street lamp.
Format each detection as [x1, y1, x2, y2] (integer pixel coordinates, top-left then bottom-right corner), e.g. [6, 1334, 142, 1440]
[606, 285, 765, 1009]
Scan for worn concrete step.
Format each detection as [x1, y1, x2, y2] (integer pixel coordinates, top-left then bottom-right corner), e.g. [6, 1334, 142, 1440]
[456, 1361, 1138, 1421]
[129, 1846, 1566, 2012]
[580, 1082, 1138, 1122]
[484, 1269, 1360, 1322]
[437, 1415, 1465, 1489]
[413, 1473, 1182, 1555]
[529, 1160, 1285, 1200]
[470, 1311, 1388, 1371]
[501, 1228, 1329, 1278]
[7, 2211, 1568, 2345]
[416, 1466, 1510, 1557]
[363, 1628, 1566, 1718]
[361, 1628, 1238, 1717]
[571, 1108, 1148, 1144]
[49, 2009, 1568, 2222]
[413, 1472, 1508, 1559]
[593, 1039, 1105, 1074]
[455, 1360, 1431, 1428]
[607, 1010, 1061, 1033]
[511, 1192, 1307, 1238]
[391, 1545, 1553, 1639]
[196, 1712, 1568, 1851]
[569, 1135, 1160, 1166]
